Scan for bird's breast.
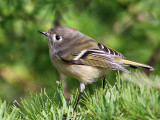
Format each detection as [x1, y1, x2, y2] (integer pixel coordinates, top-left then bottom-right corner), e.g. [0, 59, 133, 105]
[50, 55, 108, 84]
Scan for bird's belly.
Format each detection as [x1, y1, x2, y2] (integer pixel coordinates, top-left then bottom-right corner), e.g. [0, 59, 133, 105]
[51, 57, 106, 84]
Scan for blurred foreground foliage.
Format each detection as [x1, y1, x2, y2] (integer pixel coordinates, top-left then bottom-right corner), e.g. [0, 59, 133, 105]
[0, 0, 159, 105]
[0, 73, 160, 119]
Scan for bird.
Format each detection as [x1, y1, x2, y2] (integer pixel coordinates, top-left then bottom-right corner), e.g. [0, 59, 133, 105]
[38, 26, 154, 112]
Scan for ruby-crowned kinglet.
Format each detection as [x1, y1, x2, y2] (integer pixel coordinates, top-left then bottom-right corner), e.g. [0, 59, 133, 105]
[38, 26, 154, 111]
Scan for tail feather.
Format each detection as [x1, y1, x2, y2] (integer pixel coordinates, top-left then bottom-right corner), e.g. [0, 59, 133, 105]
[115, 58, 154, 71]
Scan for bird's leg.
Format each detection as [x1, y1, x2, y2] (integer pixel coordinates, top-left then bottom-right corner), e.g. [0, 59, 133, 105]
[74, 82, 85, 112]
[103, 75, 106, 89]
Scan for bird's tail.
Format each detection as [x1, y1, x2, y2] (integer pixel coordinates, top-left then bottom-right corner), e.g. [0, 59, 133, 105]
[115, 58, 154, 71]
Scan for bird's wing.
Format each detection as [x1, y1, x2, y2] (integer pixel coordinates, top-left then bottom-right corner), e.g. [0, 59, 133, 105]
[59, 43, 130, 73]
[97, 43, 125, 58]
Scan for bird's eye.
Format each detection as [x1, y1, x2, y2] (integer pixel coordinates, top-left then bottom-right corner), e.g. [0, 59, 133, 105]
[53, 34, 62, 41]
[55, 35, 61, 40]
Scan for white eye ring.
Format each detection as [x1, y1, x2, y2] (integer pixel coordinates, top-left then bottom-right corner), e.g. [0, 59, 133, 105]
[53, 34, 62, 41]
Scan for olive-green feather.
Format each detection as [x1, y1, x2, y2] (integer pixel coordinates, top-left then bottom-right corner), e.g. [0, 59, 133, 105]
[80, 53, 113, 67]
[114, 58, 154, 71]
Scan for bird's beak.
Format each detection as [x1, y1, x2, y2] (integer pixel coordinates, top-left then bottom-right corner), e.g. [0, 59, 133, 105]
[38, 30, 49, 36]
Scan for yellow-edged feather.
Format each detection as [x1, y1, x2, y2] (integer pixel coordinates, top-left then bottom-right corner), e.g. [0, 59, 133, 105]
[114, 58, 154, 71]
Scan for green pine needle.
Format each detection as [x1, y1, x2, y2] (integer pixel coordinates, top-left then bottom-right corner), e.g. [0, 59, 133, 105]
[0, 73, 159, 119]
